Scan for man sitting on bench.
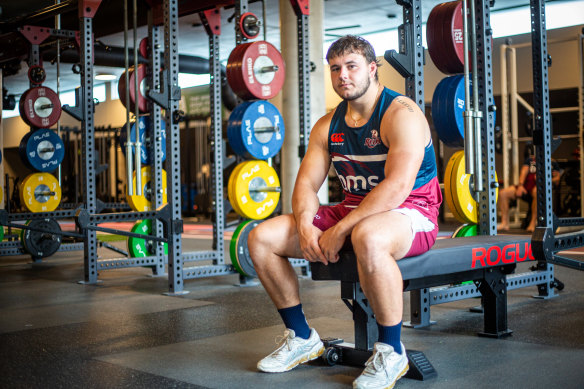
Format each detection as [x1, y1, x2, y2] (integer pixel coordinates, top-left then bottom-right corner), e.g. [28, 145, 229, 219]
[248, 35, 442, 389]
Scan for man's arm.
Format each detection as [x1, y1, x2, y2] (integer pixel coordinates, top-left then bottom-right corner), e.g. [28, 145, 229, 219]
[319, 97, 428, 262]
[292, 111, 333, 264]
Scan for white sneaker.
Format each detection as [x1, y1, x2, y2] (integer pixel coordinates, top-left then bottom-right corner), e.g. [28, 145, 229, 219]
[257, 328, 325, 373]
[353, 342, 409, 389]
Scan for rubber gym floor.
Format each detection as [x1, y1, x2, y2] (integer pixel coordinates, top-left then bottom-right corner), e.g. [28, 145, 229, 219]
[1, 222, 583, 389]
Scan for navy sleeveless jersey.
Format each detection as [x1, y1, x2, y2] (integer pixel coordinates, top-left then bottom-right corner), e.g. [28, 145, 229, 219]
[328, 87, 438, 197]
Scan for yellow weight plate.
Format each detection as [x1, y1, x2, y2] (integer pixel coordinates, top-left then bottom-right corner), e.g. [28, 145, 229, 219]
[0, 186, 3, 207]
[126, 167, 168, 212]
[444, 151, 466, 223]
[450, 152, 478, 223]
[228, 162, 247, 216]
[20, 173, 61, 212]
[230, 160, 280, 220]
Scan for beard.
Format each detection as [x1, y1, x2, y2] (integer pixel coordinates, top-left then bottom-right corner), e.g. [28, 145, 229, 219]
[340, 76, 371, 101]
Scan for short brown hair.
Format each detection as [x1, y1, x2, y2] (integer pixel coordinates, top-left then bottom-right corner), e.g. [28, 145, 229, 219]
[326, 35, 381, 79]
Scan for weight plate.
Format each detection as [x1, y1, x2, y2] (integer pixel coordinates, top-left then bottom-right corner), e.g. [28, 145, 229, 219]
[456, 223, 478, 237]
[0, 148, 2, 164]
[20, 128, 65, 172]
[0, 221, 4, 241]
[227, 41, 286, 100]
[432, 75, 466, 148]
[229, 160, 280, 220]
[427, 3, 450, 74]
[128, 117, 167, 165]
[22, 218, 62, 258]
[28, 65, 46, 85]
[451, 223, 467, 238]
[118, 65, 150, 114]
[139, 37, 150, 59]
[444, 151, 466, 223]
[230, 219, 262, 277]
[127, 219, 168, 257]
[227, 101, 285, 160]
[19, 87, 62, 128]
[20, 172, 62, 212]
[239, 12, 261, 39]
[126, 167, 168, 212]
[448, 151, 500, 224]
[228, 161, 248, 216]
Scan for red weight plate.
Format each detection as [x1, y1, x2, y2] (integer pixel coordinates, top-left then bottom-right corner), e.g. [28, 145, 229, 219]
[139, 37, 150, 59]
[441, 1, 464, 74]
[226, 44, 248, 97]
[117, 65, 150, 114]
[228, 41, 286, 100]
[19, 87, 62, 128]
[239, 12, 260, 40]
[427, 3, 450, 74]
[450, 1, 465, 73]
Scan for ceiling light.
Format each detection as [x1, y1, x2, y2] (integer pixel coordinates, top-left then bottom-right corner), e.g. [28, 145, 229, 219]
[95, 73, 117, 81]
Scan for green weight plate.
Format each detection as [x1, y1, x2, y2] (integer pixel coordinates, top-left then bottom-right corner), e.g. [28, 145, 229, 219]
[127, 219, 168, 257]
[0, 225, 4, 241]
[456, 224, 478, 237]
[230, 220, 262, 277]
[451, 224, 467, 238]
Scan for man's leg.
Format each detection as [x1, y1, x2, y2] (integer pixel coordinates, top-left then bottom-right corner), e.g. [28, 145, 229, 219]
[248, 214, 325, 373]
[350, 211, 416, 389]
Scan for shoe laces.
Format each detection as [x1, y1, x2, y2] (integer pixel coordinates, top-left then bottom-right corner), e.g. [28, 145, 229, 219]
[274, 330, 293, 351]
[364, 349, 389, 374]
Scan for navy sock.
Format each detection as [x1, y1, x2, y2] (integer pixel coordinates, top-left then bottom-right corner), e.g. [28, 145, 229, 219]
[278, 304, 311, 339]
[377, 321, 403, 354]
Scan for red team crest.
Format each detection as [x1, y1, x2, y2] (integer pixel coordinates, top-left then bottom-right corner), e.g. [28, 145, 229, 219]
[331, 133, 345, 143]
[364, 129, 381, 148]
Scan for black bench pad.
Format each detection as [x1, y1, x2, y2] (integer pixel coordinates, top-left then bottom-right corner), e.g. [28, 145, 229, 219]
[311, 235, 532, 283]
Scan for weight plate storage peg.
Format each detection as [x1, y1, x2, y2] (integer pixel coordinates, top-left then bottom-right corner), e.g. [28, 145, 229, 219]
[126, 167, 168, 212]
[226, 41, 286, 100]
[22, 218, 62, 259]
[19, 129, 65, 172]
[20, 172, 62, 213]
[230, 219, 262, 277]
[19, 86, 62, 128]
[227, 101, 285, 160]
[118, 64, 150, 114]
[127, 219, 168, 257]
[228, 160, 280, 220]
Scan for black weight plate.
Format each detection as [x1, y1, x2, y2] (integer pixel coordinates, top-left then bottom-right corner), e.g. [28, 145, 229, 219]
[22, 218, 62, 258]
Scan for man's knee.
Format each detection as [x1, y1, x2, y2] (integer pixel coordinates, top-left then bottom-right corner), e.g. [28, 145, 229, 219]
[351, 220, 390, 259]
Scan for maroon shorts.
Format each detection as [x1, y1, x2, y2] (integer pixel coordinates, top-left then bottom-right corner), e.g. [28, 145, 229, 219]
[312, 190, 440, 258]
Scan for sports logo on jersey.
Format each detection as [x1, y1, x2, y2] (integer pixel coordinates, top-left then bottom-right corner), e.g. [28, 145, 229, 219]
[364, 129, 381, 148]
[331, 132, 345, 145]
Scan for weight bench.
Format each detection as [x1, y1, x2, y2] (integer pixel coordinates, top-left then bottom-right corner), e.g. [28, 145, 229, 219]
[310, 234, 533, 380]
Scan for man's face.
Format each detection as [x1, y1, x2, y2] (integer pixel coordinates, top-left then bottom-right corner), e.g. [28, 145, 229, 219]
[329, 52, 375, 101]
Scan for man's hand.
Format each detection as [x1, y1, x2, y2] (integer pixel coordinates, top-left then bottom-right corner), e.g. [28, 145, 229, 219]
[298, 224, 328, 265]
[318, 225, 347, 264]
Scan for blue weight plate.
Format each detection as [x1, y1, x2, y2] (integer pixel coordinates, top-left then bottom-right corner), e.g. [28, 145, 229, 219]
[435, 76, 454, 145]
[239, 100, 285, 160]
[0, 149, 2, 164]
[19, 132, 33, 170]
[451, 75, 466, 148]
[443, 74, 465, 148]
[432, 77, 453, 146]
[130, 116, 167, 165]
[21, 129, 65, 172]
[227, 101, 253, 157]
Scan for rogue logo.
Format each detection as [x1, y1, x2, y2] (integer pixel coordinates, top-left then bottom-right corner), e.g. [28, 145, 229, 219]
[471, 242, 535, 268]
[331, 133, 344, 143]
